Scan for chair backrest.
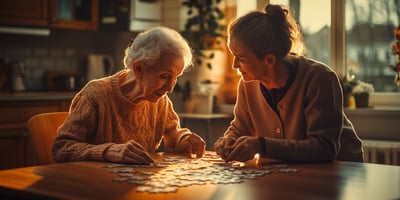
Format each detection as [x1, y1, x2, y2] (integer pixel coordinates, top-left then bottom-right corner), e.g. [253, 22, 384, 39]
[27, 112, 69, 165]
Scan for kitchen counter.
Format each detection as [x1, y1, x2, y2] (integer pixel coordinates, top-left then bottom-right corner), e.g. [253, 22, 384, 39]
[0, 92, 77, 101]
[0, 91, 75, 170]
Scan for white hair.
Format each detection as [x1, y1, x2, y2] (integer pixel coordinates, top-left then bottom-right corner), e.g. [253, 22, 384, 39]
[123, 26, 193, 72]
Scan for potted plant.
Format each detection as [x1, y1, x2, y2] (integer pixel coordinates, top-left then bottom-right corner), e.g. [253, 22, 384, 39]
[181, 0, 226, 70]
[352, 80, 374, 108]
[177, 0, 226, 113]
[339, 74, 357, 107]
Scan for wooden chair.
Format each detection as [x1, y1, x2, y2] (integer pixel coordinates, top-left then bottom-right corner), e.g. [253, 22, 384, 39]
[27, 112, 69, 165]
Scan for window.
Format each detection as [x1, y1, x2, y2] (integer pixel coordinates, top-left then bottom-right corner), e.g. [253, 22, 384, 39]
[268, 0, 400, 106]
[269, 0, 331, 66]
[345, 0, 398, 92]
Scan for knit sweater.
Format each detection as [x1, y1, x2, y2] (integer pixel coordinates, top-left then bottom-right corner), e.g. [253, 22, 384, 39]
[225, 56, 364, 162]
[52, 70, 190, 162]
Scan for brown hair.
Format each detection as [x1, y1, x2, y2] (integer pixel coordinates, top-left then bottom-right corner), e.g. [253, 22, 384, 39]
[228, 4, 304, 60]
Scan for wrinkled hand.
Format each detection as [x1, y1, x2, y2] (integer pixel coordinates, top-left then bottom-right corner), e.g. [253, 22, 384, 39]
[176, 133, 205, 158]
[104, 140, 154, 164]
[214, 136, 237, 160]
[223, 136, 261, 162]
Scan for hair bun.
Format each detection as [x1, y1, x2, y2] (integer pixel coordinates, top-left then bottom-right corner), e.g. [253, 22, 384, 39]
[264, 4, 287, 22]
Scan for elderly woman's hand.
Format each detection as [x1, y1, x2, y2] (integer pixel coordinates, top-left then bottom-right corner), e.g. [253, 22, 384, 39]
[177, 132, 206, 158]
[104, 140, 154, 164]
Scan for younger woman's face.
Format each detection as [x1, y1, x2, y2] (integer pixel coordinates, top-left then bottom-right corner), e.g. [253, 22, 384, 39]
[138, 54, 184, 102]
[228, 37, 268, 81]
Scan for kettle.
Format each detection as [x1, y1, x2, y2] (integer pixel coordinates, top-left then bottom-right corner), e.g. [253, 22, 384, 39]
[9, 60, 26, 92]
[86, 54, 114, 81]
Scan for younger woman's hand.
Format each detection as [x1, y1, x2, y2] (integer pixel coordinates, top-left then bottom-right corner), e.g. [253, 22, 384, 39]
[213, 136, 236, 160]
[224, 136, 261, 162]
[104, 140, 154, 164]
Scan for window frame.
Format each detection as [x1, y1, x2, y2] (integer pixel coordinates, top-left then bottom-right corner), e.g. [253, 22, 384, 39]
[264, 0, 400, 107]
[332, 0, 400, 107]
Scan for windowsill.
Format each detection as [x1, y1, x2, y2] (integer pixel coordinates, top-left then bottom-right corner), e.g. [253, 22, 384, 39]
[344, 104, 400, 141]
[345, 106, 400, 112]
[344, 107, 400, 122]
[369, 92, 400, 108]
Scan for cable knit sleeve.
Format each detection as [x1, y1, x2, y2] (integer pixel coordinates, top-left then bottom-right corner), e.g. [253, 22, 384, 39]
[52, 85, 113, 162]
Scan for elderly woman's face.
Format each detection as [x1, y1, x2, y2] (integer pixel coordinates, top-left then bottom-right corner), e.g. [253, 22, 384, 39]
[140, 54, 184, 102]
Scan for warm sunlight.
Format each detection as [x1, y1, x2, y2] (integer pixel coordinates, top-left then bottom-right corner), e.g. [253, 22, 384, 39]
[271, 0, 330, 33]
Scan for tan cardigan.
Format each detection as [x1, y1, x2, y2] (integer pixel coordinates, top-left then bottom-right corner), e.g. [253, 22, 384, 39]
[225, 56, 364, 162]
[52, 70, 190, 162]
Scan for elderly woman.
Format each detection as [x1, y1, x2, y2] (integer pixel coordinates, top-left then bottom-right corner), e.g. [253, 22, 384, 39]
[52, 26, 205, 164]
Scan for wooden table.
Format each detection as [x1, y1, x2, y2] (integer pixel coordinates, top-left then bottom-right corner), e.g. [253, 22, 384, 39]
[0, 152, 399, 200]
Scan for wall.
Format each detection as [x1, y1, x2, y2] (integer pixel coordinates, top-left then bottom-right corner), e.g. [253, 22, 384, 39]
[345, 108, 400, 141]
[162, 0, 182, 30]
[346, 93, 400, 142]
[0, 29, 135, 91]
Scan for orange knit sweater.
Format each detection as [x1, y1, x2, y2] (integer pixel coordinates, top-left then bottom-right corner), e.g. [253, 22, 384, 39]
[52, 70, 190, 162]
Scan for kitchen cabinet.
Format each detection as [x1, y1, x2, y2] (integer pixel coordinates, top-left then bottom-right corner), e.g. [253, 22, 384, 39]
[0, 0, 99, 31]
[0, 92, 74, 170]
[50, 0, 99, 31]
[0, 0, 50, 27]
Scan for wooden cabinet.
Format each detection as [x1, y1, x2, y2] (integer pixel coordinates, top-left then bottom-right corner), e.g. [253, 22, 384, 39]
[0, 97, 72, 170]
[0, 0, 50, 27]
[50, 0, 99, 31]
[0, 0, 99, 31]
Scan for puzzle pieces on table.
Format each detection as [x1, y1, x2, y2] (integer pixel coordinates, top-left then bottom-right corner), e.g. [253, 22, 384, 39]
[104, 153, 299, 194]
